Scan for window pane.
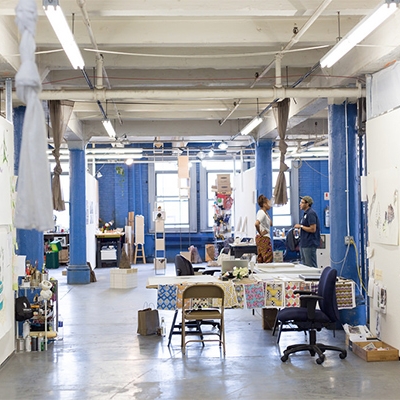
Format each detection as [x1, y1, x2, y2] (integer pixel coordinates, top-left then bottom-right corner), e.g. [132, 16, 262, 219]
[273, 215, 292, 226]
[156, 173, 179, 196]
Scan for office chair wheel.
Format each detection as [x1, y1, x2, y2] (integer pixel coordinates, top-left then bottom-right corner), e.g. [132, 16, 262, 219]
[316, 355, 325, 364]
[281, 354, 289, 362]
[339, 351, 347, 359]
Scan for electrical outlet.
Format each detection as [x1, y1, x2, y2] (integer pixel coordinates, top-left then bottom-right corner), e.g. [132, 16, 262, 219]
[344, 236, 353, 245]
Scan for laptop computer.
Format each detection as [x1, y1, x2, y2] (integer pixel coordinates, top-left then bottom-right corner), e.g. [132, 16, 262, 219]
[299, 273, 321, 281]
[221, 259, 250, 273]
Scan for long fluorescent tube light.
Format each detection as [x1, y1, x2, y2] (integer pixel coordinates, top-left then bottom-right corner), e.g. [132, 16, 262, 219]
[240, 116, 263, 135]
[102, 119, 116, 138]
[320, 1, 398, 68]
[43, 0, 85, 69]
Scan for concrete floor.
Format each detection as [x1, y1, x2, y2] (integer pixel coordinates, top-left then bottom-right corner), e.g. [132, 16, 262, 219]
[1, 263, 400, 400]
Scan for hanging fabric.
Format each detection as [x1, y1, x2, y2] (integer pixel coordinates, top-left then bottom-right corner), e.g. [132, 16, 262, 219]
[14, 0, 53, 231]
[272, 98, 291, 206]
[49, 100, 74, 211]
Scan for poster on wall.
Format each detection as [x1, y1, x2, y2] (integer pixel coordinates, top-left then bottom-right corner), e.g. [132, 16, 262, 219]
[367, 168, 399, 245]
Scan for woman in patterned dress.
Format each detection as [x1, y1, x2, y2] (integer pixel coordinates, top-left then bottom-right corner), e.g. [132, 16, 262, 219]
[255, 194, 273, 263]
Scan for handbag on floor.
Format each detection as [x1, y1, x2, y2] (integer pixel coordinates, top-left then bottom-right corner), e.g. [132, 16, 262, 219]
[137, 303, 160, 335]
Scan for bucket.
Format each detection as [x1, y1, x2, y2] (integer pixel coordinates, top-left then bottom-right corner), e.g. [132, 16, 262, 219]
[16, 337, 24, 352]
[31, 336, 38, 351]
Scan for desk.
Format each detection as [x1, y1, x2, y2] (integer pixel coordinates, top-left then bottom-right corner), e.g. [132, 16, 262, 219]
[96, 233, 125, 268]
[147, 265, 356, 311]
[229, 243, 257, 258]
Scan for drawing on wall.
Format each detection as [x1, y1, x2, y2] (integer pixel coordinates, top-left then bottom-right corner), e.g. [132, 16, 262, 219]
[367, 169, 399, 245]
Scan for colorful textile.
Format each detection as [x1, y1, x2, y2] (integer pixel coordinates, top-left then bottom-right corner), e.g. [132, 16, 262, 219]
[157, 284, 178, 310]
[284, 280, 303, 307]
[336, 280, 356, 309]
[265, 281, 284, 307]
[234, 284, 245, 309]
[244, 281, 265, 308]
[255, 235, 273, 263]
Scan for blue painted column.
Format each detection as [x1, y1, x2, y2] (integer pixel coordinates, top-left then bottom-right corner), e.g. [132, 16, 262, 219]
[328, 101, 365, 325]
[255, 139, 273, 201]
[67, 145, 90, 284]
[13, 106, 44, 267]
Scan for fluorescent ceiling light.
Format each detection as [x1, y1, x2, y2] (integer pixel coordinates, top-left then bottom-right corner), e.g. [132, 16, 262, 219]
[218, 141, 228, 150]
[43, 0, 85, 69]
[320, 1, 398, 68]
[102, 119, 116, 138]
[240, 116, 263, 135]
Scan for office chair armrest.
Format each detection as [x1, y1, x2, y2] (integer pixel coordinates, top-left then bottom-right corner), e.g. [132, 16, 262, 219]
[299, 294, 323, 319]
[293, 290, 315, 296]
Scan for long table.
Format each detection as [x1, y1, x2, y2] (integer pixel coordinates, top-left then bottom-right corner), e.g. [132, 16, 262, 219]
[146, 264, 356, 311]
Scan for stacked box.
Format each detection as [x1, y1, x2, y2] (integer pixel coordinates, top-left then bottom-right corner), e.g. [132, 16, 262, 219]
[216, 174, 231, 194]
[110, 268, 138, 289]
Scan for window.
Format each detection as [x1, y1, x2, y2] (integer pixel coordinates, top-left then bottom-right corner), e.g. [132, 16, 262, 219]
[49, 163, 70, 231]
[272, 160, 292, 227]
[149, 161, 196, 232]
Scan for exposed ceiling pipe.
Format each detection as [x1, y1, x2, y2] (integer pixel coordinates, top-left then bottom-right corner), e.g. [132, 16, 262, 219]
[27, 87, 365, 102]
[76, 0, 122, 126]
[250, 0, 333, 88]
[219, 100, 242, 126]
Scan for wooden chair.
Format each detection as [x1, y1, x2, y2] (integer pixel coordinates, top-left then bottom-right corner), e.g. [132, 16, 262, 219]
[181, 284, 225, 355]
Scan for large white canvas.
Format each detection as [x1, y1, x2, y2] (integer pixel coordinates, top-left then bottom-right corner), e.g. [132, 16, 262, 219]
[367, 168, 399, 245]
[0, 126, 12, 225]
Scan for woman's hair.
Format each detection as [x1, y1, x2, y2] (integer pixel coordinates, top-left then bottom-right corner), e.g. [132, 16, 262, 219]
[257, 194, 269, 208]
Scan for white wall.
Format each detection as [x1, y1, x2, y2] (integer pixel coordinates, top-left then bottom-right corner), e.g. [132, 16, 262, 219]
[86, 172, 99, 269]
[0, 117, 15, 365]
[366, 107, 400, 349]
[233, 168, 257, 238]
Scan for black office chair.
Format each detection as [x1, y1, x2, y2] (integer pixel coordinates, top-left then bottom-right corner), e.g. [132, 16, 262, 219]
[278, 266, 347, 364]
[167, 255, 220, 346]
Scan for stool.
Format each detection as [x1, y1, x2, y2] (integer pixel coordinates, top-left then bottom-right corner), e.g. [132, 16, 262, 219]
[133, 243, 146, 264]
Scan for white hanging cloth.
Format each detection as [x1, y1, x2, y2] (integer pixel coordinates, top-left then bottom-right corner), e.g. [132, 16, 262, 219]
[14, 0, 53, 231]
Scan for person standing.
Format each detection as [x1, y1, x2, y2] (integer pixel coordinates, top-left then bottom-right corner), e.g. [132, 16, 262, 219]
[294, 196, 321, 268]
[255, 194, 273, 263]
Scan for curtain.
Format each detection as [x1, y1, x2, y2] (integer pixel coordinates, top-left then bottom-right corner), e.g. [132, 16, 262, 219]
[272, 98, 291, 206]
[14, 0, 53, 231]
[49, 100, 74, 211]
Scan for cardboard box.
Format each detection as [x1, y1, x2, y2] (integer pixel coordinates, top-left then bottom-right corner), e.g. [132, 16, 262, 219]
[262, 308, 278, 330]
[273, 250, 283, 263]
[205, 244, 216, 262]
[352, 341, 399, 362]
[110, 268, 138, 289]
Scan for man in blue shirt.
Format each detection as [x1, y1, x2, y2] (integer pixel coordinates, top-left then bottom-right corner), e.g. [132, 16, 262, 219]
[294, 196, 321, 268]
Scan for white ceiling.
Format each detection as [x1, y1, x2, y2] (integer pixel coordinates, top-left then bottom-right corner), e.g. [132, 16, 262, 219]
[1, 0, 400, 160]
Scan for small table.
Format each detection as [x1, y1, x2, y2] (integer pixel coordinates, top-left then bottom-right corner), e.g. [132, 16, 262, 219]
[229, 243, 257, 258]
[96, 232, 125, 268]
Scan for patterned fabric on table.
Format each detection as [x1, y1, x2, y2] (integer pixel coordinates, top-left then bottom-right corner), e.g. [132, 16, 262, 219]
[157, 284, 178, 310]
[284, 280, 303, 307]
[265, 281, 284, 307]
[176, 283, 191, 309]
[234, 284, 245, 309]
[210, 281, 239, 308]
[244, 281, 265, 309]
